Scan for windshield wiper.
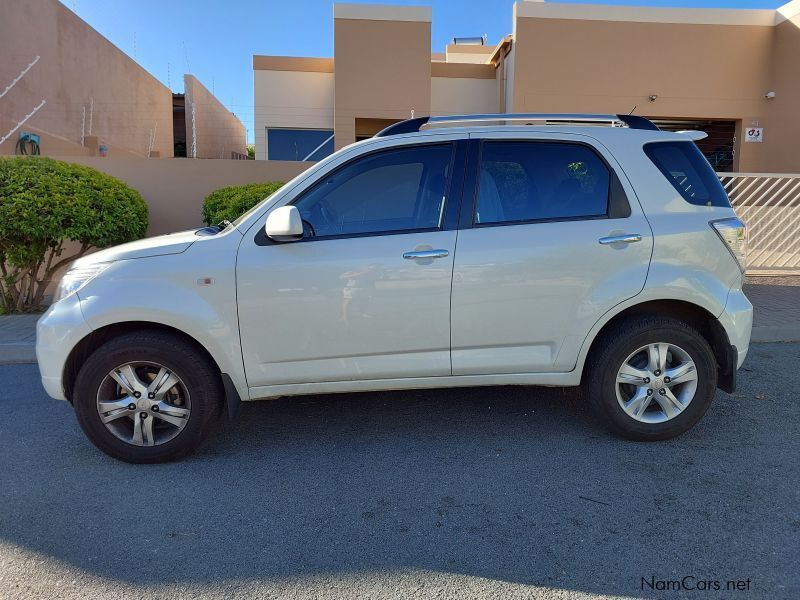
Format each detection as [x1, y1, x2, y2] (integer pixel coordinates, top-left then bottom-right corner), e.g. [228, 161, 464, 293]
[195, 220, 233, 236]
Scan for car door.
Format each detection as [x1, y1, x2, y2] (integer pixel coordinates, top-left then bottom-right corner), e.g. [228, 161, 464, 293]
[237, 140, 466, 391]
[450, 132, 653, 375]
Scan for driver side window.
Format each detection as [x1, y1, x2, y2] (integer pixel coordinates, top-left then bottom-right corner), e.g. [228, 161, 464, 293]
[294, 144, 453, 238]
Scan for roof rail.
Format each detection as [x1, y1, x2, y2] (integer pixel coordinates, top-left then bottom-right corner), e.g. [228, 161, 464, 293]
[375, 113, 659, 137]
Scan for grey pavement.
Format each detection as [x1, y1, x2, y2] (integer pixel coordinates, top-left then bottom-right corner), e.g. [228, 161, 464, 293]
[0, 314, 37, 363]
[741, 276, 800, 342]
[1, 343, 799, 599]
[3, 276, 798, 364]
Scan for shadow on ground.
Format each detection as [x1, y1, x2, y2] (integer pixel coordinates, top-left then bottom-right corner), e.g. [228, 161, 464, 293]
[1, 343, 798, 598]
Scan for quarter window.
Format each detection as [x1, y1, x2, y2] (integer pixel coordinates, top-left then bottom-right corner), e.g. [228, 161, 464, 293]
[293, 144, 453, 238]
[475, 142, 611, 224]
[267, 128, 334, 161]
[644, 141, 731, 207]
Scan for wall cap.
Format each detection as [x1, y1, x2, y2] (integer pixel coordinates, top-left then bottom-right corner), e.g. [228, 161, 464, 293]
[334, 3, 431, 22]
[516, 1, 781, 27]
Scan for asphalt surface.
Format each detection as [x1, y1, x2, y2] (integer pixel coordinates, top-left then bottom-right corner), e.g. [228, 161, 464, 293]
[1, 344, 798, 600]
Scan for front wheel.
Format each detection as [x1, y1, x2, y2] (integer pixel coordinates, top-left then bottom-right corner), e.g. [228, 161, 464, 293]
[586, 316, 718, 441]
[73, 331, 223, 463]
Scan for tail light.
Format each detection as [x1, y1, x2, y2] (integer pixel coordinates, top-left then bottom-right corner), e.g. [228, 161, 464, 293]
[711, 218, 747, 272]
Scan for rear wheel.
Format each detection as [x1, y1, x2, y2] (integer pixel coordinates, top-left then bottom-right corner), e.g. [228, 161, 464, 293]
[586, 316, 717, 441]
[73, 331, 223, 463]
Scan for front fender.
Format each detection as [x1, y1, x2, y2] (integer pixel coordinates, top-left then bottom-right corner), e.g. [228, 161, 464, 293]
[77, 249, 248, 401]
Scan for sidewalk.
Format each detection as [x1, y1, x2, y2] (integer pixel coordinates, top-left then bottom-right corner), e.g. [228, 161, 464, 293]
[2, 277, 798, 364]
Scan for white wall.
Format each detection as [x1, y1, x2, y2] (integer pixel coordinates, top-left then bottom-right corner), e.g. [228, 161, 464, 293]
[253, 70, 334, 160]
[430, 77, 498, 116]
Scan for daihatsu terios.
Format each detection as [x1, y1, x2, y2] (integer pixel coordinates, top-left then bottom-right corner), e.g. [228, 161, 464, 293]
[36, 114, 753, 463]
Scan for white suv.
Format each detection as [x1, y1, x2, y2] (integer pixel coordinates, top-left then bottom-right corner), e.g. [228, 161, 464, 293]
[36, 113, 753, 463]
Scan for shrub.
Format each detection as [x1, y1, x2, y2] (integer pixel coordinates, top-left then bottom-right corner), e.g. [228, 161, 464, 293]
[202, 181, 284, 226]
[0, 157, 148, 312]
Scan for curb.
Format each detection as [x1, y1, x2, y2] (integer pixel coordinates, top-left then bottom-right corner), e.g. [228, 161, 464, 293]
[0, 344, 36, 364]
[751, 325, 800, 344]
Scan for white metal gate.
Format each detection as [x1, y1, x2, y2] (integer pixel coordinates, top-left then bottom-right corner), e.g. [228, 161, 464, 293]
[719, 173, 800, 274]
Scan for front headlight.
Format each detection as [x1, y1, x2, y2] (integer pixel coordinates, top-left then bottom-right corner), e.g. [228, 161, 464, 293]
[53, 263, 110, 303]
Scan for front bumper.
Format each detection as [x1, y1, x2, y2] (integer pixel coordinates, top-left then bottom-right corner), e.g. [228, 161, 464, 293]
[36, 293, 93, 401]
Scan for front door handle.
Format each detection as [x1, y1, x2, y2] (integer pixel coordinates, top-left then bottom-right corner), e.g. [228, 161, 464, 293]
[598, 234, 642, 245]
[403, 249, 450, 260]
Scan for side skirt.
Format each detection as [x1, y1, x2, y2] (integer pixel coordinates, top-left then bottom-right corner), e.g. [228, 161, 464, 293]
[247, 371, 581, 401]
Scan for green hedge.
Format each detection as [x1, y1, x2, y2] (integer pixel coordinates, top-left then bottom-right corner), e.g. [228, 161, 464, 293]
[202, 181, 284, 225]
[0, 157, 148, 312]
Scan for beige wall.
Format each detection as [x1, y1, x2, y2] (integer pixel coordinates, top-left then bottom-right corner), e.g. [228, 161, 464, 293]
[334, 6, 432, 149]
[444, 44, 494, 64]
[762, 13, 800, 172]
[184, 75, 246, 159]
[511, 12, 775, 170]
[56, 157, 310, 235]
[253, 59, 335, 160]
[0, 0, 173, 157]
[431, 77, 498, 116]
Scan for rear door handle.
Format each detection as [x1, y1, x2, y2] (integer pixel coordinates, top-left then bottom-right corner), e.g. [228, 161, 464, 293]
[598, 234, 642, 245]
[403, 249, 450, 260]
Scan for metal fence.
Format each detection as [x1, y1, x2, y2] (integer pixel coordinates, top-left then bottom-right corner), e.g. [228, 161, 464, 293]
[719, 173, 800, 274]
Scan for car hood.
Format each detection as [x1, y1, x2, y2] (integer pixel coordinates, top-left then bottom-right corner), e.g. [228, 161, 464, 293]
[73, 230, 198, 267]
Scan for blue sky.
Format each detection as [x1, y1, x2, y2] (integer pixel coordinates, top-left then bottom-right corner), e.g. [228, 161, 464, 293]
[62, 0, 785, 143]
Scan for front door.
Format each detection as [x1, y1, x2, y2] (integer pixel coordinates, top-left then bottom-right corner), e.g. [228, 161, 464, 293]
[237, 141, 464, 390]
[451, 134, 653, 375]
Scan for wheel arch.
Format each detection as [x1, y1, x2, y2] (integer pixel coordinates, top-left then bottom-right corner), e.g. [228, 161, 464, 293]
[62, 322, 241, 413]
[579, 299, 735, 392]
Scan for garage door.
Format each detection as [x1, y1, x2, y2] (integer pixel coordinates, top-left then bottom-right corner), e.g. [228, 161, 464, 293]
[648, 119, 736, 172]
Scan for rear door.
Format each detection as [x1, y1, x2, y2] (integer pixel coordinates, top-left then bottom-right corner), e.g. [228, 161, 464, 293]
[450, 132, 653, 375]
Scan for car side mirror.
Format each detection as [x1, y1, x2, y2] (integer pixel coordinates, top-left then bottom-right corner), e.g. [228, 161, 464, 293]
[265, 205, 303, 241]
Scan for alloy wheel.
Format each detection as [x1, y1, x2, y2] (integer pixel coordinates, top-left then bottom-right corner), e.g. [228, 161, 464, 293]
[615, 342, 698, 424]
[96, 362, 191, 446]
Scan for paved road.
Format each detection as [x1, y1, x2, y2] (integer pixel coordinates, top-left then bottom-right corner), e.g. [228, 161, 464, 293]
[1, 344, 798, 600]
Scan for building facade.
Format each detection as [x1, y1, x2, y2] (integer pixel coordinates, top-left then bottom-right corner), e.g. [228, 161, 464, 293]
[254, 0, 800, 173]
[0, 0, 245, 159]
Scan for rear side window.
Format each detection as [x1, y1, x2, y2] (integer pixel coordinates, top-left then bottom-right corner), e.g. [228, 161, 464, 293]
[644, 141, 731, 207]
[475, 142, 611, 225]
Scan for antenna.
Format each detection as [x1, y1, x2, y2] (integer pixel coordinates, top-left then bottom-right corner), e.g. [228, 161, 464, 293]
[191, 101, 197, 158]
[628, 105, 637, 115]
[0, 56, 40, 100]
[183, 41, 191, 73]
[0, 100, 46, 147]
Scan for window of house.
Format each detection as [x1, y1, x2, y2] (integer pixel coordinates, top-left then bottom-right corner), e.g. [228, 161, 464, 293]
[475, 142, 611, 225]
[293, 144, 453, 238]
[267, 128, 334, 161]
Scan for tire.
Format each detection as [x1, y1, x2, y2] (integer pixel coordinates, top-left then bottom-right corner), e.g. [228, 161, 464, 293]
[585, 316, 717, 441]
[73, 330, 224, 463]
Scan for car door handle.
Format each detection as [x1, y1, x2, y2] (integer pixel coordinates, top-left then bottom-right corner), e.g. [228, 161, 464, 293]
[403, 249, 450, 260]
[598, 234, 642, 245]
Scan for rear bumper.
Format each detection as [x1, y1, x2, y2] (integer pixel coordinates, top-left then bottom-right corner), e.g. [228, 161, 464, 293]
[718, 287, 753, 370]
[36, 293, 92, 401]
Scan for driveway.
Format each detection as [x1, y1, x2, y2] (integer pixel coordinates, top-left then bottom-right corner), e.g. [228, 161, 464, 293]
[1, 343, 798, 599]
